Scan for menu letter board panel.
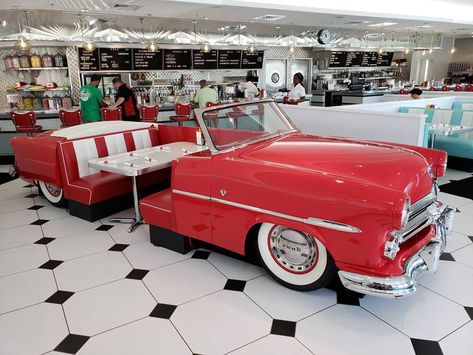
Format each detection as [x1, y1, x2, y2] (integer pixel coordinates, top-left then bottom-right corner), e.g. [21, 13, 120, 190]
[241, 50, 264, 69]
[328, 51, 348, 67]
[99, 48, 132, 71]
[377, 52, 394, 66]
[218, 50, 242, 69]
[192, 50, 218, 69]
[132, 49, 163, 70]
[78, 48, 99, 71]
[345, 51, 364, 67]
[163, 49, 192, 70]
[361, 52, 379, 67]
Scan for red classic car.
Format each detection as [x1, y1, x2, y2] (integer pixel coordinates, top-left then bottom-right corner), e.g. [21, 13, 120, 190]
[10, 101, 455, 298]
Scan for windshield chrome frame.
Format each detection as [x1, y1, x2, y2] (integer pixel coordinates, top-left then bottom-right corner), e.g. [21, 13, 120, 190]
[194, 100, 299, 154]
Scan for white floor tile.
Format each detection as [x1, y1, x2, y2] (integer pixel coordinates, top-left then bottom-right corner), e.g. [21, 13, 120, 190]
[107, 223, 149, 245]
[361, 286, 470, 340]
[444, 169, 473, 181]
[444, 232, 472, 253]
[245, 275, 336, 321]
[440, 322, 473, 355]
[0, 303, 68, 355]
[0, 209, 40, 231]
[144, 259, 226, 305]
[419, 261, 473, 307]
[453, 244, 473, 269]
[0, 244, 49, 277]
[100, 208, 135, 223]
[48, 231, 115, 261]
[437, 176, 451, 186]
[297, 304, 415, 355]
[0, 197, 34, 214]
[0, 224, 43, 250]
[77, 317, 191, 355]
[229, 334, 312, 355]
[459, 202, 473, 216]
[0, 187, 31, 201]
[54, 251, 132, 292]
[37, 205, 71, 221]
[64, 279, 156, 336]
[42, 216, 101, 239]
[208, 252, 266, 281]
[0, 178, 29, 190]
[123, 241, 191, 270]
[0, 269, 56, 314]
[452, 212, 473, 237]
[172, 291, 271, 355]
[438, 192, 472, 208]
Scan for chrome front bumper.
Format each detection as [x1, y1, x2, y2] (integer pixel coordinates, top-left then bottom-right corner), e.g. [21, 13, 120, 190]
[338, 203, 455, 298]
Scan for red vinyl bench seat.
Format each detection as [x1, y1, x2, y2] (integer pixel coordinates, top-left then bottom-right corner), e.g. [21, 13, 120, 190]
[140, 188, 173, 230]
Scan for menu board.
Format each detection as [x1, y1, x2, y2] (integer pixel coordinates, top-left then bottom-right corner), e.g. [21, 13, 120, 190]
[192, 50, 218, 69]
[163, 49, 192, 70]
[377, 52, 394, 66]
[218, 50, 242, 69]
[361, 52, 379, 67]
[132, 49, 163, 70]
[99, 48, 132, 70]
[78, 48, 100, 71]
[329, 51, 348, 67]
[345, 51, 364, 67]
[241, 50, 264, 69]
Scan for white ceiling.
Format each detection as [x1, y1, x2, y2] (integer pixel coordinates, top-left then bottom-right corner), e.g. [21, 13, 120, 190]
[0, 0, 473, 36]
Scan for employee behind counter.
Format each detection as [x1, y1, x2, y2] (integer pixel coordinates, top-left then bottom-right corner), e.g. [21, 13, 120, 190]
[284, 72, 306, 105]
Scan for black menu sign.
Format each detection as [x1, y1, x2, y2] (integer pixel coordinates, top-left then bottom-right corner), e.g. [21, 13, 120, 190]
[345, 51, 364, 67]
[362, 52, 379, 67]
[78, 48, 99, 71]
[241, 50, 264, 69]
[132, 49, 163, 70]
[218, 50, 242, 69]
[377, 52, 394, 66]
[99, 48, 132, 70]
[328, 51, 348, 67]
[192, 50, 218, 69]
[163, 49, 192, 70]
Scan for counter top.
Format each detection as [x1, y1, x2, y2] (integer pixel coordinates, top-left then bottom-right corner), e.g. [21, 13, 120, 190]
[311, 89, 400, 97]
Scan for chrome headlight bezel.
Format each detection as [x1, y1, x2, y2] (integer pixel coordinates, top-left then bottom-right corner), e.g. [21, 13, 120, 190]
[401, 197, 411, 229]
[432, 181, 439, 197]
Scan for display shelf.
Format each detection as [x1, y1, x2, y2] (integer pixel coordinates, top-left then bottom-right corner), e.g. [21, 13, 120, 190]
[359, 77, 392, 80]
[4, 67, 68, 71]
[7, 87, 70, 93]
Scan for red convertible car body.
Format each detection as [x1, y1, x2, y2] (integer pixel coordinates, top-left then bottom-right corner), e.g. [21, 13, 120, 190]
[10, 101, 455, 298]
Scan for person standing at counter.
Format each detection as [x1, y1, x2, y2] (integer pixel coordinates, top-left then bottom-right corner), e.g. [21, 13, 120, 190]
[80, 75, 108, 123]
[286, 72, 306, 104]
[110, 78, 139, 121]
[410, 88, 423, 100]
[239, 74, 260, 100]
[193, 80, 218, 108]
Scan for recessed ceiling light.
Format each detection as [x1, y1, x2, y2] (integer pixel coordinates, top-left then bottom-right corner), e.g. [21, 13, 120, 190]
[252, 14, 285, 21]
[417, 24, 432, 28]
[344, 20, 371, 25]
[368, 22, 398, 27]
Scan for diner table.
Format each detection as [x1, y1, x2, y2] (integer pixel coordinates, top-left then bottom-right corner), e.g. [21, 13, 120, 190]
[428, 123, 473, 148]
[88, 141, 207, 232]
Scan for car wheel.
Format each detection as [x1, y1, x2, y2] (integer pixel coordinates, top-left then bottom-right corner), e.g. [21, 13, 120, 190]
[38, 181, 66, 207]
[256, 223, 336, 291]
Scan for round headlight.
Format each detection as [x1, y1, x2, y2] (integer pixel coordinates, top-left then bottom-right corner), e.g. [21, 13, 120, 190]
[401, 197, 410, 229]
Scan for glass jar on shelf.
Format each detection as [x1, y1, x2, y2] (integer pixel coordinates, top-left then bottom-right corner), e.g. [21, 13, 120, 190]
[19, 54, 31, 68]
[11, 54, 21, 69]
[53, 52, 64, 67]
[30, 53, 42, 68]
[4, 55, 14, 70]
[42, 53, 53, 67]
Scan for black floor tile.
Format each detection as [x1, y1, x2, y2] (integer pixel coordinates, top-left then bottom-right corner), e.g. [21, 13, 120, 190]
[411, 338, 443, 355]
[27, 205, 44, 210]
[336, 290, 361, 306]
[270, 319, 297, 337]
[468, 236, 473, 243]
[191, 250, 211, 260]
[25, 193, 39, 198]
[465, 306, 473, 320]
[440, 253, 455, 261]
[23, 184, 35, 188]
[39, 260, 63, 270]
[109, 244, 129, 252]
[35, 237, 55, 245]
[45, 290, 75, 304]
[30, 219, 49, 226]
[149, 303, 177, 319]
[96, 224, 114, 231]
[224, 279, 246, 292]
[126, 269, 149, 280]
[439, 177, 473, 200]
[55, 334, 90, 354]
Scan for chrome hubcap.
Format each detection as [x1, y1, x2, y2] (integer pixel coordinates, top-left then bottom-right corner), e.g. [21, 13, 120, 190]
[269, 226, 318, 273]
[45, 183, 61, 197]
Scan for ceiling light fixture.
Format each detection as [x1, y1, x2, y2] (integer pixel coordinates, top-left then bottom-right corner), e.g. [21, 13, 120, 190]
[252, 14, 285, 21]
[288, 23, 296, 54]
[79, 14, 96, 52]
[429, 32, 434, 54]
[146, 41, 158, 52]
[368, 22, 398, 27]
[194, 20, 211, 53]
[247, 43, 257, 53]
[405, 31, 410, 54]
[450, 37, 456, 54]
[15, 11, 31, 51]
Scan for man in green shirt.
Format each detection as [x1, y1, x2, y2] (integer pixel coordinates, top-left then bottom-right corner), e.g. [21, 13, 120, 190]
[193, 80, 218, 108]
[80, 75, 108, 123]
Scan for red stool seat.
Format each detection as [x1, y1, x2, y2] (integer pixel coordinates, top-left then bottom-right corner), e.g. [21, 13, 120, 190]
[10, 111, 42, 136]
[140, 105, 159, 123]
[101, 107, 122, 121]
[59, 109, 82, 128]
[169, 103, 192, 126]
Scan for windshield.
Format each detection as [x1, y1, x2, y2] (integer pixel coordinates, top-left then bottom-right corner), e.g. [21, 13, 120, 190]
[198, 101, 297, 151]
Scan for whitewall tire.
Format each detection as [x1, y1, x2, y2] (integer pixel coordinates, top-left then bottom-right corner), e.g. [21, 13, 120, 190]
[38, 181, 65, 207]
[256, 223, 336, 291]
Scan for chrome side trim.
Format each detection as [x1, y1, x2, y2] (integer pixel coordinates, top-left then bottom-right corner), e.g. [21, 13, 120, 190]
[173, 189, 361, 234]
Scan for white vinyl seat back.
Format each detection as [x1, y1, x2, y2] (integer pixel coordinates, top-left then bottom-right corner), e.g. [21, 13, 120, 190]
[431, 110, 453, 125]
[459, 112, 473, 140]
[132, 130, 152, 150]
[460, 103, 473, 110]
[105, 134, 127, 155]
[72, 138, 99, 178]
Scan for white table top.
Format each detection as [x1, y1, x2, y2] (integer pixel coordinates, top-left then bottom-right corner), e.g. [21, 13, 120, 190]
[88, 141, 207, 177]
[429, 123, 473, 136]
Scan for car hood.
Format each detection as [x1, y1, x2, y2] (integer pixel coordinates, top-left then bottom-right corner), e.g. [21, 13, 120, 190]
[238, 133, 432, 201]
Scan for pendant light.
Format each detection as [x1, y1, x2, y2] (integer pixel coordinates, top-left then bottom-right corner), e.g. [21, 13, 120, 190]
[194, 20, 211, 53]
[80, 14, 96, 52]
[288, 24, 295, 54]
[405, 31, 410, 54]
[450, 37, 456, 54]
[247, 43, 257, 53]
[15, 11, 31, 51]
[428, 32, 434, 54]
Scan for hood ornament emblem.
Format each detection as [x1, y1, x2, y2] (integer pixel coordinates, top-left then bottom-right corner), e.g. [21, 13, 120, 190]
[220, 189, 227, 197]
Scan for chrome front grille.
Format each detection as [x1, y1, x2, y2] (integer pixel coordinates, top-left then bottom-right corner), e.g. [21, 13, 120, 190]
[402, 193, 436, 241]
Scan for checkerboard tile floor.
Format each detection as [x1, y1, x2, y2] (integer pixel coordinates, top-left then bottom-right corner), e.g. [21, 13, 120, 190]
[0, 170, 472, 355]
